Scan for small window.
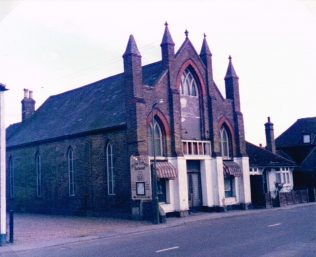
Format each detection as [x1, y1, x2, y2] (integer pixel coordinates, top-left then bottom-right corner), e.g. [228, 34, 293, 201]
[303, 134, 311, 144]
[224, 175, 234, 197]
[275, 173, 281, 183]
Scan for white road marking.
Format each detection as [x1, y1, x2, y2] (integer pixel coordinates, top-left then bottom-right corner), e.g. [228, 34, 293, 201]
[268, 223, 282, 227]
[155, 246, 179, 253]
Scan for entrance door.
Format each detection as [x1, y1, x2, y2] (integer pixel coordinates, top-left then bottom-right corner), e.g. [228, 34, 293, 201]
[187, 161, 202, 209]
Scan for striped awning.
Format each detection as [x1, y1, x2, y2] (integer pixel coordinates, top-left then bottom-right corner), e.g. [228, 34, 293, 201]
[155, 161, 177, 180]
[223, 161, 243, 177]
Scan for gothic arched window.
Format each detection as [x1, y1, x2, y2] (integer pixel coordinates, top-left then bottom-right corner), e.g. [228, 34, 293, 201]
[35, 152, 42, 197]
[106, 142, 115, 195]
[8, 156, 14, 199]
[148, 118, 164, 156]
[180, 69, 199, 97]
[67, 147, 75, 196]
[220, 126, 232, 159]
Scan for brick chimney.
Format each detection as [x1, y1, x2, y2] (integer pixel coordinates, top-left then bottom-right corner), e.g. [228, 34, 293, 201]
[21, 88, 35, 122]
[265, 116, 276, 154]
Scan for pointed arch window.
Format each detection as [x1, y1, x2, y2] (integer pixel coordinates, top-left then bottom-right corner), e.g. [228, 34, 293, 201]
[106, 142, 115, 195]
[8, 156, 14, 199]
[68, 147, 75, 196]
[148, 118, 164, 156]
[220, 126, 232, 159]
[180, 69, 199, 96]
[35, 152, 42, 197]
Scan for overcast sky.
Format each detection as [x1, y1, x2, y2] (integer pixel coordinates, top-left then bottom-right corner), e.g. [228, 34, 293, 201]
[0, 0, 315, 146]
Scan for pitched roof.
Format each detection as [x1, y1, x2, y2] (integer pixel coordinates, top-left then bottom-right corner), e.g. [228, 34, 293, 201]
[246, 141, 295, 168]
[7, 60, 165, 148]
[7, 74, 126, 148]
[6, 122, 22, 140]
[276, 117, 316, 148]
[142, 61, 163, 86]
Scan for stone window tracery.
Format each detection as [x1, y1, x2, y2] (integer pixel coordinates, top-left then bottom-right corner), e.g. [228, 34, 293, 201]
[180, 69, 199, 97]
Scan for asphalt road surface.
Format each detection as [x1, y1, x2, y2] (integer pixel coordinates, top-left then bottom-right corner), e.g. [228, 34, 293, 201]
[3, 205, 316, 257]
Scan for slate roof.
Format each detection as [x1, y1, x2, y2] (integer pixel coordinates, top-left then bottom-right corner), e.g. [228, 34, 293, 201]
[6, 122, 22, 141]
[142, 61, 163, 86]
[7, 61, 165, 148]
[276, 117, 316, 148]
[246, 141, 296, 168]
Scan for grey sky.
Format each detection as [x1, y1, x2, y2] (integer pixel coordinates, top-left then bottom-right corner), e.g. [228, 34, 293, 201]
[0, 0, 315, 145]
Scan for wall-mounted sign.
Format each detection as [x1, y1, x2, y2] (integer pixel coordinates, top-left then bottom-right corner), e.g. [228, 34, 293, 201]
[130, 155, 152, 200]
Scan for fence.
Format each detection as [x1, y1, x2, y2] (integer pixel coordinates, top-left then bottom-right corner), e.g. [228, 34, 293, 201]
[278, 189, 309, 207]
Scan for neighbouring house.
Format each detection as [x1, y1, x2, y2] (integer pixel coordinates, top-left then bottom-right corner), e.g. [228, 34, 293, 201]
[6, 24, 251, 219]
[247, 142, 296, 208]
[247, 117, 296, 208]
[275, 117, 316, 201]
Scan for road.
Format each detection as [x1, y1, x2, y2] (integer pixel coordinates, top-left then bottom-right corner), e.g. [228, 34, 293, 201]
[2, 205, 316, 257]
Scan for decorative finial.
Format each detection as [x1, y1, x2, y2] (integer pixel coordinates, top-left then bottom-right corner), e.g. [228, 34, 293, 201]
[229, 55, 232, 61]
[185, 29, 189, 38]
[164, 21, 168, 27]
[204, 33, 207, 38]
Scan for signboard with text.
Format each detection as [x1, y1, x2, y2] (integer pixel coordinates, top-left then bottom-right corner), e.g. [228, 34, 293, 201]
[130, 155, 152, 201]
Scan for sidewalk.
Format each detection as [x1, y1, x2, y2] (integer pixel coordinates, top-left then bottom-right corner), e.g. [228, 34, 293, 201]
[1, 202, 316, 253]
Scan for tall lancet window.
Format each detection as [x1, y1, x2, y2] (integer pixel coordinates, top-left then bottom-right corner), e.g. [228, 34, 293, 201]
[106, 142, 115, 195]
[68, 147, 75, 196]
[180, 67, 201, 140]
[180, 69, 199, 96]
[8, 156, 14, 198]
[148, 118, 164, 157]
[220, 126, 232, 160]
[35, 152, 42, 197]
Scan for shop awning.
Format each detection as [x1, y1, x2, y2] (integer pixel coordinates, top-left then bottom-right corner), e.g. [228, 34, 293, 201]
[223, 161, 243, 177]
[155, 161, 177, 180]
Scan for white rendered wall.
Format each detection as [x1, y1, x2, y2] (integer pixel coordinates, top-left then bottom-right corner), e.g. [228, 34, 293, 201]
[235, 157, 251, 204]
[213, 157, 225, 206]
[200, 158, 214, 206]
[167, 157, 189, 212]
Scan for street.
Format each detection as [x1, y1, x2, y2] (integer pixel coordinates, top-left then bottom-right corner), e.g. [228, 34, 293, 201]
[2, 204, 316, 257]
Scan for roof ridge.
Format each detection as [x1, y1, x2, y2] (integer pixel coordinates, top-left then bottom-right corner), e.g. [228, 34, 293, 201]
[246, 141, 296, 164]
[51, 73, 124, 99]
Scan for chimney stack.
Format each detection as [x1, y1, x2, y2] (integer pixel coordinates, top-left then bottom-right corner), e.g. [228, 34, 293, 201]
[21, 88, 35, 122]
[264, 116, 276, 154]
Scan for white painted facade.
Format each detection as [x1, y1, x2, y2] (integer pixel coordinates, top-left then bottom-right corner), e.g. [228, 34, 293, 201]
[249, 167, 294, 197]
[159, 141, 252, 214]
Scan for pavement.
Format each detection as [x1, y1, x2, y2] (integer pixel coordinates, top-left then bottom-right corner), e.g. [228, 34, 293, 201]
[1, 202, 316, 254]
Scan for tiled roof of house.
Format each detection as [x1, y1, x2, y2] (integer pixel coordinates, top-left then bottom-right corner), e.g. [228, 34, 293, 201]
[275, 117, 316, 148]
[246, 141, 296, 168]
[7, 62, 164, 148]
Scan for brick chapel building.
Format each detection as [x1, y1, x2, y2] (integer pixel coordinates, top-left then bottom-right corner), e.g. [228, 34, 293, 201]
[6, 24, 251, 218]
